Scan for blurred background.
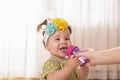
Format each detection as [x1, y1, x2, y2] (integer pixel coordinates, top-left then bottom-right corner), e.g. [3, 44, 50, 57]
[0, 0, 120, 80]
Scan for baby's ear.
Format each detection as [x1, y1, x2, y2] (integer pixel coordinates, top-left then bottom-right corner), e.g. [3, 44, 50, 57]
[45, 42, 50, 51]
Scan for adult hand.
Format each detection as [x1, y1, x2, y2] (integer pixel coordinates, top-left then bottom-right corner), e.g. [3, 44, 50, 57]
[75, 49, 97, 67]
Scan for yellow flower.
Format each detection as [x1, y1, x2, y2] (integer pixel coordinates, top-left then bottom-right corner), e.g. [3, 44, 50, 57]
[51, 18, 68, 30]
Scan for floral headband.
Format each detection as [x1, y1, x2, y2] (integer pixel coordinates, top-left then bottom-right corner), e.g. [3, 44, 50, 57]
[43, 18, 69, 44]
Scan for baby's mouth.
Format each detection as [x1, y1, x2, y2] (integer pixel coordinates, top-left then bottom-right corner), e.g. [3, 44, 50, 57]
[60, 47, 68, 52]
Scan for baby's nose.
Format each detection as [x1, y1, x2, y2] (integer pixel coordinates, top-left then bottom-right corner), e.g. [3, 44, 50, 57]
[61, 40, 67, 44]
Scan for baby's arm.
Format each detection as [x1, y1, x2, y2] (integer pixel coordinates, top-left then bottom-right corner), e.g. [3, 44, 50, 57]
[46, 55, 80, 80]
[77, 66, 89, 80]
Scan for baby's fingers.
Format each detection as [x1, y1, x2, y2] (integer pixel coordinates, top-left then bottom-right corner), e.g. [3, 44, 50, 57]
[70, 55, 76, 59]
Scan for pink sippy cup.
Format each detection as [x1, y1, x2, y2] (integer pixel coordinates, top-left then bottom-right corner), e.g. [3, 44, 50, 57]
[66, 45, 88, 66]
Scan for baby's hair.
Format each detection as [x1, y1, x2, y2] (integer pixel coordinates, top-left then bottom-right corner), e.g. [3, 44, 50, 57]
[37, 19, 47, 32]
[37, 19, 47, 47]
[36, 18, 72, 47]
[67, 25, 72, 35]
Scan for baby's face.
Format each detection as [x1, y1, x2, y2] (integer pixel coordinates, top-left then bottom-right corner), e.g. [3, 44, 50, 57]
[46, 29, 72, 59]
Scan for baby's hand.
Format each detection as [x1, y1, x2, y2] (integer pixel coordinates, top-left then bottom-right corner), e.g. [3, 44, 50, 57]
[66, 55, 80, 70]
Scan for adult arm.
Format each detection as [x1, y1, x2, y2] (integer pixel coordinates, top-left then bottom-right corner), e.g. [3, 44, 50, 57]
[76, 47, 120, 66]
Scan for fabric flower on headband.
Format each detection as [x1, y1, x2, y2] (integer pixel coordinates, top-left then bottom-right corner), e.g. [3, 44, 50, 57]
[52, 18, 68, 30]
[44, 18, 68, 36]
[45, 23, 58, 35]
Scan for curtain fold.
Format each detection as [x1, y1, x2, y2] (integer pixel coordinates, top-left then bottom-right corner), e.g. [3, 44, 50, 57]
[0, 0, 44, 78]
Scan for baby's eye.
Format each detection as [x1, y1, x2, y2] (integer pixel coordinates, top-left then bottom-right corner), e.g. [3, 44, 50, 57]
[55, 38, 60, 41]
[65, 37, 70, 40]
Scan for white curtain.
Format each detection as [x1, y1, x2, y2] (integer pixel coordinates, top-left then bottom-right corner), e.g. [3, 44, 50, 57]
[0, 0, 120, 79]
[0, 0, 48, 78]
